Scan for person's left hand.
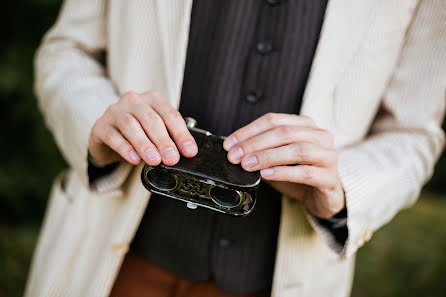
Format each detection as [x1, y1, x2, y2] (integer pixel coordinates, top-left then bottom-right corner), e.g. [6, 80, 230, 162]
[223, 113, 345, 219]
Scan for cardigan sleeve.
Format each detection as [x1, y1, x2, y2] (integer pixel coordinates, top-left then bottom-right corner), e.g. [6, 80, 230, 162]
[310, 0, 446, 257]
[34, 0, 132, 191]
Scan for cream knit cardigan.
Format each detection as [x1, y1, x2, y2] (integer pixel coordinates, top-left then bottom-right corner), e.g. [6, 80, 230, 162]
[25, 0, 445, 296]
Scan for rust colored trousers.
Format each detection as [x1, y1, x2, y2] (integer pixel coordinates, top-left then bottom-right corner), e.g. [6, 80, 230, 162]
[110, 254, 270, 297]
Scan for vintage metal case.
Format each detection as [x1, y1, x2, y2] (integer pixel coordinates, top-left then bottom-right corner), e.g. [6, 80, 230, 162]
[141, 118, 260, 216]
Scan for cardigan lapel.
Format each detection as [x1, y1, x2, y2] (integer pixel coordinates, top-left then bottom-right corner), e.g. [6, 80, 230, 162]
[154, 0, 193, 109]
[300, 0, 381, 130]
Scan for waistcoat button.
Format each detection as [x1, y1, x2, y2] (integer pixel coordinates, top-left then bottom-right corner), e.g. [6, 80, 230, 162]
[256, 42, 273, 55]
[266, 0, 282, 7]
[218, 238, 232, 247]
[245, 91, 263, 104]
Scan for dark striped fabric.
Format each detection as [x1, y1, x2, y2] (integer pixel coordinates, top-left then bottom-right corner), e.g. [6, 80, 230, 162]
[131, 0, 328, 294]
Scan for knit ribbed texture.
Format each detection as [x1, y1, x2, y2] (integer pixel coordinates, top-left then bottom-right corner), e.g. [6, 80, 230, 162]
[26, 1, 446, 297]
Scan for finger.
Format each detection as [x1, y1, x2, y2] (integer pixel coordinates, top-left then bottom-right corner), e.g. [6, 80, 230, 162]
[227, 126, 329, 164]
[240, 143, 337, 172]
[129, 106, 181, 166]
[98, 125, 141, 165]
[149, 96, 198, 158]
[115, 113, 163, 166]
[260, 165, 337, 189]
[119, 91, 183, 165]
[223, 113, 316, 151]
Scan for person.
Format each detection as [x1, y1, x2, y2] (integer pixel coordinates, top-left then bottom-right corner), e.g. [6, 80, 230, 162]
[25, 1, 446, 297]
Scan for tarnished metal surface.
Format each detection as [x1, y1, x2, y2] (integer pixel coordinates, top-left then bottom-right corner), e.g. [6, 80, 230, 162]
[140, 123, 260, 216]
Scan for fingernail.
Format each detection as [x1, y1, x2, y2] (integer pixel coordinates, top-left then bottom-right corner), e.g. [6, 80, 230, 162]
[224, 136, 238, 151]
[182, 141, 197, 155]
[163, 147, 178, 160]
[129, 150, 141, 162]
[145, 149, 160, 163]
[242, 155, 257, 168]
[261, 168, 274, 177]
[228, 147, 243, 161]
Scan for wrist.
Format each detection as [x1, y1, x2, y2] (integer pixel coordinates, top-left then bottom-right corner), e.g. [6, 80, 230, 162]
[88, 152, 108, 168]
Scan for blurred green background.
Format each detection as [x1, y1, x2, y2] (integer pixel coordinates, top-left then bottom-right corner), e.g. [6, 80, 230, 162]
[0, 1, 445, 297]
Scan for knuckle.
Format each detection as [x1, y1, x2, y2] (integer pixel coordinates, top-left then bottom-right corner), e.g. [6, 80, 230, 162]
[301, 115, 315, 125]
[135, 142, 149, 153]
[93, 117, 105, 130]
[121, 113, 135, 127]
[117, 143, 131, 155]
[106, 103, 119, 115]
[293, 143, 308, 159]
[279, 125, 296, 140]
[140, 144, 154, 153]
[143, 91, 161, 104]
[260, 152, 272, 167]
[100, 112, 113, 124]
[177, 135, 194, 145]
[264, 112, 279, 127]
[281, 125, 294, 135]
[302, 166, 314, 180]
[275, 168, 287, 179]
[325, 179, 338, 192]
[143, 110, 159, 123]
[122, 91, 139, 103]
[146, 90, 160, 97]
[165, 108, 182, 121]
[158, 138, 176, 150]
[230, 131, 241, 143]
[240, 142, 254, 154]
[104, 130, 116, 144]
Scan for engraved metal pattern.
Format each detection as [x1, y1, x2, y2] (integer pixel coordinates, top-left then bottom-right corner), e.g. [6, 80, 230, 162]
[176, 175, 212, 200]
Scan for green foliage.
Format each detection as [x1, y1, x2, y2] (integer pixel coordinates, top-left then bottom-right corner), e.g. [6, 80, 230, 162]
[0, 225, 39, 297]
[352, 192, 446, 297]
[0, 0, 66, 224]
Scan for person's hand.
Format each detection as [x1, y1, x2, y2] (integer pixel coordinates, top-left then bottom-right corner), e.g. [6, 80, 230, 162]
[88, 91, 198, 166]
[223, 113, 344, 219]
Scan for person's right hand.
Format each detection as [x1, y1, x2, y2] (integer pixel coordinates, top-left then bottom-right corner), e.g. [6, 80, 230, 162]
[88, 91, 198, 166]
